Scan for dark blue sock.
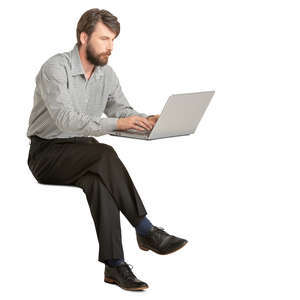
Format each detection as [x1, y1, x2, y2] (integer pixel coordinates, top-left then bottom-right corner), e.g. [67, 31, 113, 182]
[105, 258, 124, 267]
[135, 216, 153, 236]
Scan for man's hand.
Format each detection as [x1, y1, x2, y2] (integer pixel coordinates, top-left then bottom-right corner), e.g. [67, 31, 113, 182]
[146, 114, 160, 127]
[117, 116, 154, 132]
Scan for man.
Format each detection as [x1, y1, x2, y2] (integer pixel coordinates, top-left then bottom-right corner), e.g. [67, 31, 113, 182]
[27, 8, 188, 291]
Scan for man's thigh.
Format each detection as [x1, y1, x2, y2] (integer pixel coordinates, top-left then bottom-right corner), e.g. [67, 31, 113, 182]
[28, 138, 114, 185]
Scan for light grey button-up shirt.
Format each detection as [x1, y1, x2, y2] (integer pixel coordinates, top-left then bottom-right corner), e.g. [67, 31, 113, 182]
[26, 43, 150, 140]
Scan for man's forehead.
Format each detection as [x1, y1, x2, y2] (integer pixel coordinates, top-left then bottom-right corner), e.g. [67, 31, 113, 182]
[93, 22, 116, 38]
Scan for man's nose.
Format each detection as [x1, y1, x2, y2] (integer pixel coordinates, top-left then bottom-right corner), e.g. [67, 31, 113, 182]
[108, 41, 113, 52]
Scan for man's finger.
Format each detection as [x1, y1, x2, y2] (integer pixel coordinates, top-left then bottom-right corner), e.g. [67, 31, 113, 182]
[133, 119, 150, 131]
[137, 118, 153, 130]
[132, 124, 149, 132]
[148, 115, 159, 123]
[148, 120, 155, 126]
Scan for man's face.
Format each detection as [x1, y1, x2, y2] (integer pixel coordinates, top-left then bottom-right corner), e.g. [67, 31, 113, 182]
[84, 22, 116, 67]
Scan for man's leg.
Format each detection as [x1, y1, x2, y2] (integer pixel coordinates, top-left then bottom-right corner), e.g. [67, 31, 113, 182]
[85, 144, 148, 228]
[28, 136, 148, 260]
[31, 138, 148, 227]
[73, 171, 124, 263]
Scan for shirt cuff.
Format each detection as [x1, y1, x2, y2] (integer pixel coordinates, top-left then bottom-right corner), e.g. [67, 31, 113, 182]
[94, 116, 119, 132]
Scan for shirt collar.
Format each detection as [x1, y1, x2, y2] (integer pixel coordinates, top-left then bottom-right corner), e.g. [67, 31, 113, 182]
[70, 43, 104, 79]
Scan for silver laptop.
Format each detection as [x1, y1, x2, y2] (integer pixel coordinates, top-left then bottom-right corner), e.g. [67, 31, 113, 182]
[109, 90, 215, 140]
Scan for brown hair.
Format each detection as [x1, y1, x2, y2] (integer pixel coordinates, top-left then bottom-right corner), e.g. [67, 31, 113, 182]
[76, 8, 120, 47]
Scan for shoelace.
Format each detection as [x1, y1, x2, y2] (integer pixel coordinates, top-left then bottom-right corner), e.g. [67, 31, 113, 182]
[153, 226, 169, 236]
[119, 263, 136, 281]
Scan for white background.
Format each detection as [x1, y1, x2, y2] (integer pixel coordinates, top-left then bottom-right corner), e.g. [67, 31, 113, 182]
[0, 0, 299, 299]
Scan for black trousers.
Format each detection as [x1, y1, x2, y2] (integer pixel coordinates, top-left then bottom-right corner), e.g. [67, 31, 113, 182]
[27, 135, 148, 263]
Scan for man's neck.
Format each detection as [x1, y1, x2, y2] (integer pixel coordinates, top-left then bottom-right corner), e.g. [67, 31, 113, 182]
[78, 45, 95, 80]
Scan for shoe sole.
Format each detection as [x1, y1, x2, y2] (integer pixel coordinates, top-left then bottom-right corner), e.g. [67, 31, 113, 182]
[104, 277, 148, 291]
[138, 240, 188, 255]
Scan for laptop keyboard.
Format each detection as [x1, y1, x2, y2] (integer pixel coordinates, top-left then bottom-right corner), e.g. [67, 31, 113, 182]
[126, 129, 151, 135]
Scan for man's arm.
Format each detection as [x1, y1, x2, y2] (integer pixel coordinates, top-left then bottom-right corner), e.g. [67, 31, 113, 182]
[39, 62, 119, 136]
[104, 68, 149, 119]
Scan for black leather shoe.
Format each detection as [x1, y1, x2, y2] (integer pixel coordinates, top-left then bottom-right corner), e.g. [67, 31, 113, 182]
[136, 226, 188, 255]
[104, 261, 149, 291]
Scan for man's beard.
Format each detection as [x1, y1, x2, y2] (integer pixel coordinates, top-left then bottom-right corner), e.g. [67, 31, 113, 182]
[86, 41, 110, 67]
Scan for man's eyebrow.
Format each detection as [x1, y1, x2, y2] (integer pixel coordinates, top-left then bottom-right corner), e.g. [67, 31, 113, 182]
[100, 35, 115, 40]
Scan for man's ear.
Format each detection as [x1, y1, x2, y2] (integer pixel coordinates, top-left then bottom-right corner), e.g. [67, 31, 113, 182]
[80, 32, 89, 46]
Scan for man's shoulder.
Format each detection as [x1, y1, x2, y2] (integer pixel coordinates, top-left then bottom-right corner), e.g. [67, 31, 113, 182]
[102, 64, 113, 75]
[40, 49, 71, 71]
[36, 49, 72, 80]
[102, 64, 118, 80]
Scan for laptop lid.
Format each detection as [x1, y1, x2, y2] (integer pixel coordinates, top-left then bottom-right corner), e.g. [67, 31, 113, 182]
[148, 90, 215, 139]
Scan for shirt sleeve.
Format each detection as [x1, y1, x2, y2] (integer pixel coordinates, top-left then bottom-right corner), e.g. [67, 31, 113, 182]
[104, 68, 149, 118]
[38, 62, 119, 137]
